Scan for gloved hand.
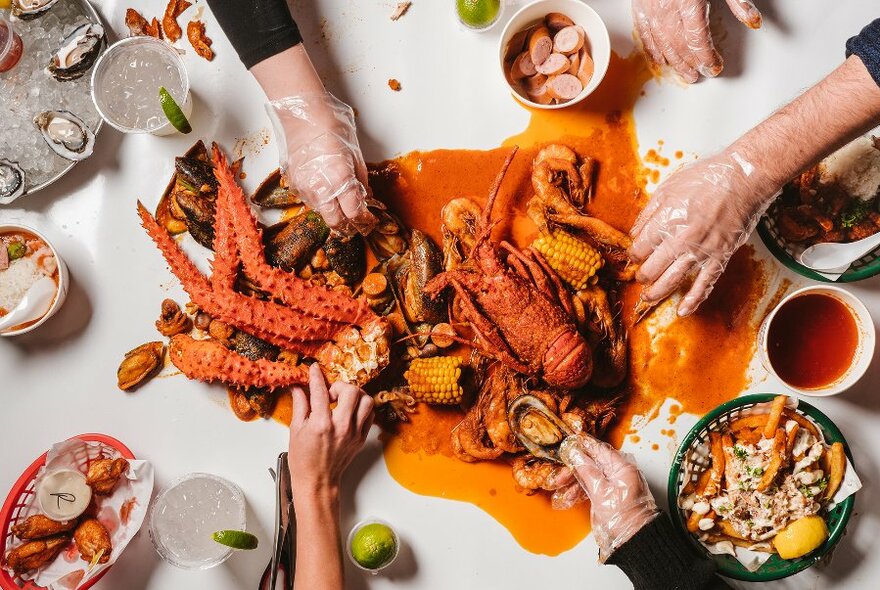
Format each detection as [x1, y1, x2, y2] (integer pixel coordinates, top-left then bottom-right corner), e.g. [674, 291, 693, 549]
[629, 151, 775, 316]
[558, 433, 659, 562]
[632, 0, 762, 83]
[268, 92, 378, 236]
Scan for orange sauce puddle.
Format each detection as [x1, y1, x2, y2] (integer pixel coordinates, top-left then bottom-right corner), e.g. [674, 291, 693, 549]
[269, 51, 768, 557]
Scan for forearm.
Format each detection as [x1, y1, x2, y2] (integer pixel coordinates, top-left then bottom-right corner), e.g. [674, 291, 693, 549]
[293, 487, 344, 590]
[207, 0, 303, 70]
[251, 44, 327, 102]
[729, 56, 880, 197]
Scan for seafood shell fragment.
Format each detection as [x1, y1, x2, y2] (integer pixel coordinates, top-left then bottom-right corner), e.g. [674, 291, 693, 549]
[0, 160, 26, 204]
[509, 394, 574, 462]
[34, 111, 95, 161]
[47, 23, 105, 81]
[11, 0, 60, 20]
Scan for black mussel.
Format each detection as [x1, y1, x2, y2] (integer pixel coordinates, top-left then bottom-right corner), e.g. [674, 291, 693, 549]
[392, 230, 446, 325]
[323, 234, 366, 284]
[264, 211, 329, 271]
[508, 395, 575, 463]
[252, 169, 301, 208]
[231, 331, 280, 362]
[175, 157, 217, 192]
[175, 188, 215, 249]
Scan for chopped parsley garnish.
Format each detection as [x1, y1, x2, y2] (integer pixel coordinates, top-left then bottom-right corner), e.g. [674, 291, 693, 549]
[733, 445, 748, 461]
[840, 199, 872, 229]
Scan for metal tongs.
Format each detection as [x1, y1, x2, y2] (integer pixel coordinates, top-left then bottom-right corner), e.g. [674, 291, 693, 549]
[259, 452, 296, 590]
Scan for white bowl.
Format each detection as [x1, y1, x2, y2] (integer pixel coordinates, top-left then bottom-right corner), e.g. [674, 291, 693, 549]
[758, 286, 875, 396]
[0, 223, 69, 337]
[498, 0, 611, 110]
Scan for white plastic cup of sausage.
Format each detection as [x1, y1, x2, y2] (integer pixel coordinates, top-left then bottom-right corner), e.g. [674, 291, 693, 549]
[0, 223, 69, 337]
[498, 0, 611, 110]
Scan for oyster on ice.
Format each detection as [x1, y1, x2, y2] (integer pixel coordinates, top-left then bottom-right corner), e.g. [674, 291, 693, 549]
[34, 111, 96, 162]
[508, 394, 574, 462]
[11, 0, 60, 20]
[0, 160, 26, 204]
[48, 23, 105, 81]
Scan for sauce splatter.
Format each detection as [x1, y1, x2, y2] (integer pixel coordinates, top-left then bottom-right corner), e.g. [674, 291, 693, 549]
[120, 498, 138, 525]
[644, 148, 670, 167]
[767, 293, 858, 389]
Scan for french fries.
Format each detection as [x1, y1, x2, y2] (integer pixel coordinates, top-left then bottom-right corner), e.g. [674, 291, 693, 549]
[679, 395, 849, 559]
[763, 395, 787, 440]
[825, 442, 846, 500]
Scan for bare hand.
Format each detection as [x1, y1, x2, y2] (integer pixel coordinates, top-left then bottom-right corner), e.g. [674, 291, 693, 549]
[629, 152, 772, 316]
[632, 0, 762, 83]
[269, 93, 378, 236]
[288, 364, 374, 496]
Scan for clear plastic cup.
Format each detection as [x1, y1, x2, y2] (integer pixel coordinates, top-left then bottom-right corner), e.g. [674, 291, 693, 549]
[0, 15, 24, 73]
[91, 36, 191, 136]
[346, 518, 400, 575]
[148, 473, 247, 570]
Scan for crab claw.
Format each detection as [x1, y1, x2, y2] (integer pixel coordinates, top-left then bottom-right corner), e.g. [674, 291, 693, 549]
[542, 330, 592, 389]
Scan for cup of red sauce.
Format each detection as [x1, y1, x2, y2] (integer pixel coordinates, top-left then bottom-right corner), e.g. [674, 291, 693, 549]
[759, 286, 875, 396]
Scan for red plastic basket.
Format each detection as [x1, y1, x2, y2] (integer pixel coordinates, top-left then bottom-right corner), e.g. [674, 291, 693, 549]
[0, 434, 135, 590]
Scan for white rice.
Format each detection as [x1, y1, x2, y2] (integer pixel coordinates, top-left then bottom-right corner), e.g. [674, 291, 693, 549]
[821, 136, 880, 200]
[0, 257, 44, 314]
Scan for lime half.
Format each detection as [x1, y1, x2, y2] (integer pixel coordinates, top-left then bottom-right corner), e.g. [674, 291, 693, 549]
[159, 86, 192, 134]
[456, 0, 501, 30]
[212, 530, 259, 550]
[350, 522, 398, 570]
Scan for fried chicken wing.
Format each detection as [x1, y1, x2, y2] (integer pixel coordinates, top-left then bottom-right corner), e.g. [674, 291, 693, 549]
[86, 458, 130, 495]
[11, 514, 77, 540]
[5, 535, 69, 574]
[73, 519, 112, 565]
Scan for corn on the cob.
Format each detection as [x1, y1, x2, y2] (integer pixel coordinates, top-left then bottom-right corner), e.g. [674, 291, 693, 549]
[404, 356, 464, 405]
[532, 229, 603, 290]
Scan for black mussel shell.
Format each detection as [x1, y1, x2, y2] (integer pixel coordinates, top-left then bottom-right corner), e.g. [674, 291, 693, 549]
[175, 157, 218, 192]
[264, 211, 329, 271]
[323, 234, 366, 284]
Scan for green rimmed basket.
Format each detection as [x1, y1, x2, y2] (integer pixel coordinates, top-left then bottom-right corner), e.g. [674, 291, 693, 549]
[758, 213, 880, 282]
[667, 394, 855, 581]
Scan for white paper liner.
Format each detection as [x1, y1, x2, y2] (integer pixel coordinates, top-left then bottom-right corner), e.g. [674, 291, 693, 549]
[4, 438, 154, 590]
[679, 398, 862, 572]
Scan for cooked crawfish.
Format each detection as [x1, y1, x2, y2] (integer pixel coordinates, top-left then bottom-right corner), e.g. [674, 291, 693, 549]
[426, 147, 593, 390]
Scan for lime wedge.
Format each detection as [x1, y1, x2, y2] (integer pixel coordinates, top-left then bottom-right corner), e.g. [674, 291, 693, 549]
[159, 86, 192, 134]
[212, 530, 259, 550]
[350, 523, 397, 570]
[456, 0, 500, 29]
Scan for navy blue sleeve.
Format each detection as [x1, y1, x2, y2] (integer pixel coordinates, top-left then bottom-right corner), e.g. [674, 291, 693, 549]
[846, 18, 880, 87]
[207, 0, 303, 70]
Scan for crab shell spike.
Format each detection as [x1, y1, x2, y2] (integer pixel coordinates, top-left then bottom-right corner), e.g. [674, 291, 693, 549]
[169, 334, 310, 390]
[211, 146, 377, 327]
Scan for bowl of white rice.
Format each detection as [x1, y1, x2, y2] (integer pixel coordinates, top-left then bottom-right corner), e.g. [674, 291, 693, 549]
[0, 223, 68, 336]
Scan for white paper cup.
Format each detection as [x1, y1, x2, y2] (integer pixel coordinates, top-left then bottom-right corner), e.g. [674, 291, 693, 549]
[758, 286, 874, 396]
[498, 0, 611, 109]
[0, 223, 69, 337]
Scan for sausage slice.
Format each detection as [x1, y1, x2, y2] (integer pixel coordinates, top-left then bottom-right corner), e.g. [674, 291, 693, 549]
[535, 53, 570, 76]
[553, 26, 585, 55]
[546, 74, 583, 101]
[545, 12, 575, 32]
[512, 51, 537, 79]
[528, 25, 553, 66]
[576, 49, 594, 87]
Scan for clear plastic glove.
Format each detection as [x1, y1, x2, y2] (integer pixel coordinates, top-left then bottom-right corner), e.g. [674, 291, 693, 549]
[268, 92, 378, 236]
[558, 433, 659, 562]
[629, 151, 774, 316]
[632, 0, 762, 83]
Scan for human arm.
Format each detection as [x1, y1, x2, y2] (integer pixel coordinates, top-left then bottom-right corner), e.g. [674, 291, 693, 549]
[558, 434, 728, 590]
[630, 45, 880, 316]
[632, 0, 762, 83]
[288, 364, 375, 590]
[206, 0, 377, 235]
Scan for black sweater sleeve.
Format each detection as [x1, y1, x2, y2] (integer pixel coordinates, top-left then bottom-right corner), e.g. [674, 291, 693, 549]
[206, 0, 303, 69]
[846, 18, 880, 88]
[606, 513, 732, 590]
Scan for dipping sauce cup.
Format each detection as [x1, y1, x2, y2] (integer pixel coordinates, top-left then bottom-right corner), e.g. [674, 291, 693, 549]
[758, 286, 875, 396]
[0, 16, 24, 73]
[0, 224, 69, 337]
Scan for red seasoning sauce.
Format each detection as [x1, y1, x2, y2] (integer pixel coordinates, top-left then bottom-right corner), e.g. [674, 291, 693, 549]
[767, 293, 859, 389]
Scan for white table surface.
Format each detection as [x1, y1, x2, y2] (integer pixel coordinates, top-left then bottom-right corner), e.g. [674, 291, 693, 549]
[2, 1, 880, 589]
